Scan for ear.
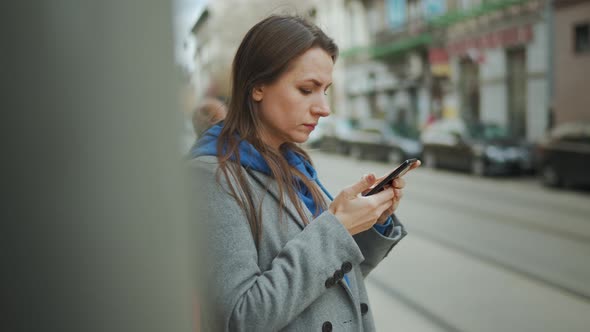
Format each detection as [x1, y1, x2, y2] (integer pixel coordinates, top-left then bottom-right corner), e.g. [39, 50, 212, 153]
[252, 85, 264, 102]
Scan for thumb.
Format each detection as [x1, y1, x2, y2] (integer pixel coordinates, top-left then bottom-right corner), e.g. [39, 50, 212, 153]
[346, 173, 376, 196]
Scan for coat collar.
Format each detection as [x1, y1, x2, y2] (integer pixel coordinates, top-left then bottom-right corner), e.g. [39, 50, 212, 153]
[245, 168, 358, 297]
[245, 168, 311, 230]
[245, 166, 334, 229]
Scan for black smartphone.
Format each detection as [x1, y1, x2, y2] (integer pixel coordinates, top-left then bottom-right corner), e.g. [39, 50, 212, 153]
[362, 158, 418, 196]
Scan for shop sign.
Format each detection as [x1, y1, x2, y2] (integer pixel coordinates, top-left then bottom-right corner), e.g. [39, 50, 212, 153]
[447, 24, 533, 58]
[428, 47, 451, 77]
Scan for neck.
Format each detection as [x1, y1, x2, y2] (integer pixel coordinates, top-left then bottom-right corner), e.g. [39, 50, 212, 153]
[257, 124, 285, 151]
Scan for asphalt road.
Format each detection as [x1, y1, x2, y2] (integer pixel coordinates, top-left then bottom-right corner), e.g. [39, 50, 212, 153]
[308, 150, 590, 332]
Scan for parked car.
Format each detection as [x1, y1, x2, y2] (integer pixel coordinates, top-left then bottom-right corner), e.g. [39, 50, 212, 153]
[345, 119, 422, 163]
[306, 118, 330, 149]
[537, 122, 590, 187]
[421, 119, 534, 176]
[316, 117, 356, 154]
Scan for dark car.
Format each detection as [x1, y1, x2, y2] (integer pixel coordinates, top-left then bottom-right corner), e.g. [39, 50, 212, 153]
[421, 119, 534, 176]
[537, 122, 590, 187]
[345, 119, 422, 163]
[305, 118, 330, 149]
[316, 117, 356, 154]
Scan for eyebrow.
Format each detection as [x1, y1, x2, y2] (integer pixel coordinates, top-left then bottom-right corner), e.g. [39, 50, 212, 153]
[302, 78, 332, 88]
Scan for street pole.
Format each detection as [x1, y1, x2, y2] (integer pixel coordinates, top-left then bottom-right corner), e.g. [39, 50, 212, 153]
[546, 0, 555, 130]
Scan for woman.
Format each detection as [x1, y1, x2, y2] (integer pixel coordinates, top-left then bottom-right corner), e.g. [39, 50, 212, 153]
[191, 97, 228, 137]
[190, 15, 420, 331]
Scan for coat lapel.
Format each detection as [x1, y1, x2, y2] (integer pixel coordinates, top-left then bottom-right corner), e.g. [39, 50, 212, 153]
[247, 169, 357, 299]
[245, 168, 310, 230]
[316, 184, 360, 296]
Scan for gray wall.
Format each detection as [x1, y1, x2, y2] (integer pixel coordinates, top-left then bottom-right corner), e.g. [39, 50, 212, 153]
[4, 2, 197, 331]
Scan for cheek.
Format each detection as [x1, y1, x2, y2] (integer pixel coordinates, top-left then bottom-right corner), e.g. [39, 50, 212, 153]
[283, 91, 309, 115]
[272, 88, 298, 107]
[269, 92, 305, 118]
[260, 86, 310, 126]
[259, 97, 290, 128]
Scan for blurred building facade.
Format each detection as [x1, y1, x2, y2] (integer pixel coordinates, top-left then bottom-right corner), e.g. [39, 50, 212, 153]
[553, 0, 590, 125]
[189, 0, 560, 142]
[190, 7, 212, 103]
[190, 0, 315, 102]
[328, 0, 550, 142]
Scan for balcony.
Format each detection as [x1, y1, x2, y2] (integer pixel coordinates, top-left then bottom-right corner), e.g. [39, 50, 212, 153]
[341, 0, 541, 60]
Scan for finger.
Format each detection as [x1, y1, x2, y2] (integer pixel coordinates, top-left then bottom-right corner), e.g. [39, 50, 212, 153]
[368, 186, 395, 205]
[386, 206, 395, 216]
[410, 160, 422, 170]
[394, 188, 402, 199]
[378, 199, 395, 217]
[346, 173, 376, 196]
[368, 175, 390, 193]
[371, 172, 398, 192]
[361, 173, 378, 195]
[378, 207, 394, 223]
[384, 204, 394, 214]
[392, 177, 405, 189]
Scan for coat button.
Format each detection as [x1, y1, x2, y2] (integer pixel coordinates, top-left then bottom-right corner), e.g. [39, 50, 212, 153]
[322, 321, 333, 332]
[341, 261, 353, 273]
[333, 269, 344, 281]
[360, 302, 369, 315]
[325, 277, 335, 288]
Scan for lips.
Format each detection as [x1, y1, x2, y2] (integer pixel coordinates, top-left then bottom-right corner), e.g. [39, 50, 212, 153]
[303, 124, 316, 130]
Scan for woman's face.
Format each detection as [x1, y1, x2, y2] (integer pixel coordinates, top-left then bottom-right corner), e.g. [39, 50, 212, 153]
[252, 47, 333, 149]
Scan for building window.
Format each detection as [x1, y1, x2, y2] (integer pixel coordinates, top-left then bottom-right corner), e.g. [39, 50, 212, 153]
[574, 23, 589, 54]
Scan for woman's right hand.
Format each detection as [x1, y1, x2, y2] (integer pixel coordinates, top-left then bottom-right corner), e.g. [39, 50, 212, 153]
[328, 173, 395, 235]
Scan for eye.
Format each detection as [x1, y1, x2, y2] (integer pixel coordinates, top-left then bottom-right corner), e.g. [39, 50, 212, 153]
[299, 88, 312, 95]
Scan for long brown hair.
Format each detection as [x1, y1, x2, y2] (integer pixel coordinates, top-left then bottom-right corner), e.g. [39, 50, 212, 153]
[216, 15, 338, 248]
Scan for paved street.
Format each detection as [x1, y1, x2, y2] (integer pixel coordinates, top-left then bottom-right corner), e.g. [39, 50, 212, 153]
[309, 150, 590, 332]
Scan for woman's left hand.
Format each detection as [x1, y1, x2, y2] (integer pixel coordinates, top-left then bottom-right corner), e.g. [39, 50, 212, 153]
[373, 160, 421, 224]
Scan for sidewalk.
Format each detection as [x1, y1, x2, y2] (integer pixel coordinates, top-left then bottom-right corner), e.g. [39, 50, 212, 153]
[366, 280, 445, 332]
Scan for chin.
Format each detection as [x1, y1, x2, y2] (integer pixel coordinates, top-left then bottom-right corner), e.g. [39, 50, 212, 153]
[283, 132, 307, 144]
[293, 136, 309, 144]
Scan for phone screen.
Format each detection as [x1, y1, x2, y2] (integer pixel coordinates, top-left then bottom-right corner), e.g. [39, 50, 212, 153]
[362, 158, 418, 196]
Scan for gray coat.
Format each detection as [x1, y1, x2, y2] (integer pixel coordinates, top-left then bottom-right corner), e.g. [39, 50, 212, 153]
[190, 155, 407, 332]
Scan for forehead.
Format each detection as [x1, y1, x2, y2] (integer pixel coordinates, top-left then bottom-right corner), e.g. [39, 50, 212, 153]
[283, 48, 334, 83]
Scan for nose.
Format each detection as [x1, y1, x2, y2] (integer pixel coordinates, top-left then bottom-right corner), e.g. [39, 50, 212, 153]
[311, 97, 331, 117]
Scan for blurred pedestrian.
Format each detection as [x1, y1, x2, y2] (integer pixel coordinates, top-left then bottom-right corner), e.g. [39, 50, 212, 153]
[423, 112, 438, 129]
[190, 14, 420, 331]
[191, 97, 227, 137]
